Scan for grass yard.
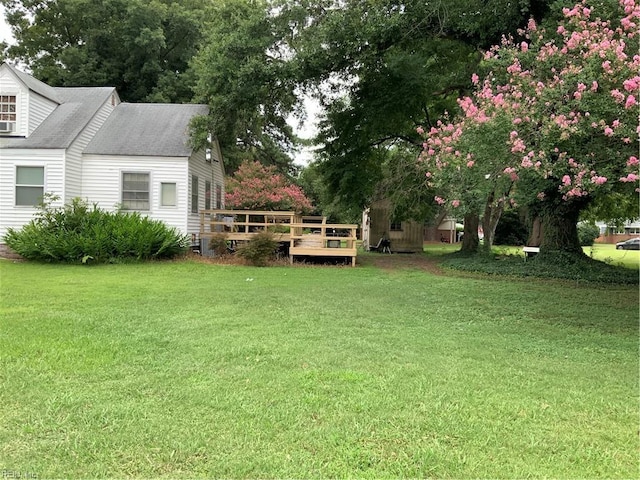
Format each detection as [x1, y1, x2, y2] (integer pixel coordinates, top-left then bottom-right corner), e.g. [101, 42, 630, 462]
[0, 259, 638, 478]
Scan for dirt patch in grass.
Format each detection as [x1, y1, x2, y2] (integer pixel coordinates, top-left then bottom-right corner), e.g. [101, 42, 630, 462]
[359, 252, 445, 275]
[187, 250, 445, 274]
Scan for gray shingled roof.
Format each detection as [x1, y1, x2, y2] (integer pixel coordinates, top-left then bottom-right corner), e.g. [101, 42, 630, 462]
[84, 103, 208, 157]
[1, 87, 115, 149]
[5, 62, 62, 104]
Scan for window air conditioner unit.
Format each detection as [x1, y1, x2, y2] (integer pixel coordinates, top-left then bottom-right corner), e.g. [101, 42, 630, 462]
[0, 122, 14, 133]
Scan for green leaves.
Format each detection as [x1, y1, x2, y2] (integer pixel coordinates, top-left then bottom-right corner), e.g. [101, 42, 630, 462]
[1, 0, 207, 103]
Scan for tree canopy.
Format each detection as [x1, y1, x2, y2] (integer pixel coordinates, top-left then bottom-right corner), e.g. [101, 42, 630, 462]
[419, 0, 640, 254]
[0, 0, 207, 103]
[285, 0, 553, 215]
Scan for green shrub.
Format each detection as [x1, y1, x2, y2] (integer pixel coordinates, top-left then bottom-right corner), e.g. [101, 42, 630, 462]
[207, 234, 231, 256]
[494, 209, 528, 246]
[236, 231, 278, 266]
[3, 196, 189, 263]
[578, 222, 601, 246]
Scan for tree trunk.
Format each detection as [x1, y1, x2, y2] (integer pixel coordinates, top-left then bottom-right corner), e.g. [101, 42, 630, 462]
[527, 215, 543, 247]
[461, 212, 479, 253]
[540, 206, 584, 255]
[481, 193, 505, 254]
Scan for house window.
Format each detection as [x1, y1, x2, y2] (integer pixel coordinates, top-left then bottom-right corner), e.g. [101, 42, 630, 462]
[160, 182, 176, 206]
[191, 175, 199, 213]
[122, 172, 150, 210]
[15, 166, 44, 206]
[215, 184, 222, 209]
[205, 180, 211, 210]
[0, 95, 17, 132]
[390, 220, 403, 232]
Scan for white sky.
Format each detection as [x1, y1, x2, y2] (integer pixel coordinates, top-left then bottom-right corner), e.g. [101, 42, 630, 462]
[0, 5, 13, 44]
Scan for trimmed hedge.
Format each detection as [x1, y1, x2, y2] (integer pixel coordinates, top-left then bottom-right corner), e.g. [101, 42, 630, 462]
[4, 197, 189, 263]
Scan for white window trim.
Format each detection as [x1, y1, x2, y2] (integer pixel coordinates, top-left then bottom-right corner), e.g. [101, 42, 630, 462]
[0, 92, 19, 135]
[15, 164, 46, 208]
[159, 182, 178, 208]
[120, 170, 151, 212]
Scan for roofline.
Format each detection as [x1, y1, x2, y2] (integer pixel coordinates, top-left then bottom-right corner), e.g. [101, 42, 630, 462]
[1, 62, 62, 104]
[64, 87, 118, 150]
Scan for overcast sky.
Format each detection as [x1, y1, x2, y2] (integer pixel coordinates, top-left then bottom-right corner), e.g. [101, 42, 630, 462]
[1, 5, 13, 44]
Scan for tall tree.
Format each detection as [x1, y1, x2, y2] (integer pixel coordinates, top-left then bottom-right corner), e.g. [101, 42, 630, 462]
[1, 0, 206, 103]
[420, 0, 640, 255]
[192, 0, 300, 173]
[284, 0, 553, 215]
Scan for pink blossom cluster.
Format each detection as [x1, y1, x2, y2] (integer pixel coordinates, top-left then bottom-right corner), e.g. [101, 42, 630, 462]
[225, 161, 314, 213]
[417, 0, 639, 210]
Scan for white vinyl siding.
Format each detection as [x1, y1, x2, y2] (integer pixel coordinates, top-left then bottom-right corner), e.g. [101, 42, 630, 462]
[81, 154, 189, 234]
[64, 92, 117, 201]
[27, 93, 58, 136]
[0, 149, 65, 238]
[187, 148, 216, 234]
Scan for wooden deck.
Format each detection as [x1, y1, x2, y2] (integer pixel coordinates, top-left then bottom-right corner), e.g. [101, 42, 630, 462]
[199, 209, 358, 266]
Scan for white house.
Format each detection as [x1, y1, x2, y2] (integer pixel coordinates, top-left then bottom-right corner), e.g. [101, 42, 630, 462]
[0, 62, 224, 240]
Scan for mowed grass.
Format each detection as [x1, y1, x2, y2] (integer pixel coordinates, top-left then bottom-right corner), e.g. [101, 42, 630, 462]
[0, 259, 638, 478]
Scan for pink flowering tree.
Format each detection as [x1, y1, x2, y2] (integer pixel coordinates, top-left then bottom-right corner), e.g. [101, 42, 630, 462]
[225, 161, 314, 213]
[419, 0, 640, 255]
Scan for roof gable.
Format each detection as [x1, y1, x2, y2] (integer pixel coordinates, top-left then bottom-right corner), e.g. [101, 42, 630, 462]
[84, 103, 208, 157]
[1, 86, 115, 149]
[1, 62, 61, 104]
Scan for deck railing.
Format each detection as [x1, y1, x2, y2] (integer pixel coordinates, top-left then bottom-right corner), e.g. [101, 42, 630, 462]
[198, 209, 358, 266]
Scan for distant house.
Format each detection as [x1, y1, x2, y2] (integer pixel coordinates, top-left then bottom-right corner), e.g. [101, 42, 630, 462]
[0, 62, 224, 241]
[362, 200, 424, 253]
[595, 219, 640, 244]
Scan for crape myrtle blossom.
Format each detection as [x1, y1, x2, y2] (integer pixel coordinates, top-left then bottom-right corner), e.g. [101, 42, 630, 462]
[415, 0, 639, 215]
[225, 161, 313, 213]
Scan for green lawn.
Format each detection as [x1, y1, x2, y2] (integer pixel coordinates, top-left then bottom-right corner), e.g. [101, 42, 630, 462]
[1, 259, 637, 478]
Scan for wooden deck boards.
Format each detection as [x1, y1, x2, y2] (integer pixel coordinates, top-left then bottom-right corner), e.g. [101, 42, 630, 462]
[199, 209, 358, 266]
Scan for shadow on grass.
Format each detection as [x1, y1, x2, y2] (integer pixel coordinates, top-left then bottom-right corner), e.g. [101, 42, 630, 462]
[440, 249, 639, 285]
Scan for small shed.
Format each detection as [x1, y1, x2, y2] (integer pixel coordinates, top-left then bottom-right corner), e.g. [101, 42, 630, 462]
[362, 199, 424, 253]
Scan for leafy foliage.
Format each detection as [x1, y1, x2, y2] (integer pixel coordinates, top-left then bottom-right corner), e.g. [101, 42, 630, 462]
[192, 0, 299, 172]
[225, 161, 313, 213]
[236, 231, 279, 266]
[289, 0, 553, 215]
[578, 222, 601, 247]
[3, 196, 188, 263]
[419, 0, 640, 254]
[207, 234, 233, 257]
[494, 209, 529, 246]
[442, 250, 638, 285]
[1, 0, 207, 103]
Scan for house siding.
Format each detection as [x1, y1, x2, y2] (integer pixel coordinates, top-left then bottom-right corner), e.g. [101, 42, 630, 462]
[0, 69, 27, 136]
[27, 93, 58, 136]
[65, 93, 118, 201]
[0, 149, 65, 238]
[188, 146, 225, 235]
[82, 154, 190, 234]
